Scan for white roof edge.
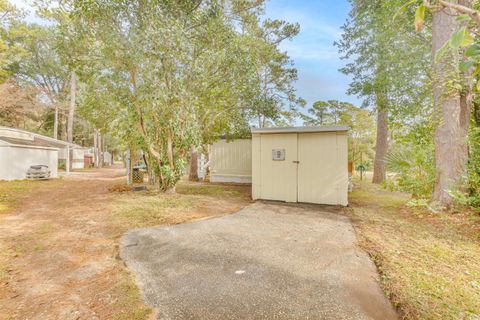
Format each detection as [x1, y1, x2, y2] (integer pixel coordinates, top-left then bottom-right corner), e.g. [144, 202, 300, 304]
[3, 143, 59, 151]
[251, 125, 349, 134]
[0, 126, 81, 148]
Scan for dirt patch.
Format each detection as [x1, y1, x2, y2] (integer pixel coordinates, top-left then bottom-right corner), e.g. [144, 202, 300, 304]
[0, 167, 251, 320]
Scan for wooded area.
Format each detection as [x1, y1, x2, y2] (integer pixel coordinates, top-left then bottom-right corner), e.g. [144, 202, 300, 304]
[1, 0, 305, 190]
[2, 0, 480, 210]
[1, 2, 480, 319]
[338, 0, 480, 210]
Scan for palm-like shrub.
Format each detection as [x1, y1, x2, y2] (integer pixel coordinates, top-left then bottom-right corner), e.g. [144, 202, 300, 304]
[386, 145, 436, 198]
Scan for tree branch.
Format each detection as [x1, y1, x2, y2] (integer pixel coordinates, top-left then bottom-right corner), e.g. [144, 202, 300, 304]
[438, 0, 480, 26]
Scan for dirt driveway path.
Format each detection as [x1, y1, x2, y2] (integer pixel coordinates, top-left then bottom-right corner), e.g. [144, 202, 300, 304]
[0, 166, 136, 320]
[0, 166, 252, 320]
[121, 202, 398, 320]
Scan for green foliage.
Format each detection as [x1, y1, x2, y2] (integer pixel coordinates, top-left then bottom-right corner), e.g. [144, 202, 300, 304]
[158, 159, 186, 191]
[450, 26, 473, 48]
[386, 146, 436, 197]
[0, 9, 67, 134]
[69, 0, 300, 191]
[414, 5, 426, 31]
[338, 0, 432, 189]
[386, 118, 436, 198]
[302, 100, 376, 164]
[0, 0, 27, 83]
[454, 124, 480, 207]
[434, 26, 474, 64]
[302, 101, 331, 125]
[240, 17, 303, 128]
[9, 22, 72, 138]
[387, 115, 436, 198]
[392, 0, 417, 21]
[356, 162, 370, 171]
[337, 0, 431, 114]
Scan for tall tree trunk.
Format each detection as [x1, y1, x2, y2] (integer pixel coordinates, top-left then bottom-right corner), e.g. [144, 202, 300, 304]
[67, 72, 76, 171]
[98, 131, 103, 168]
[189, 146, 199, 181]
[126, 149, 133, 185]
[93, 129, 99, 168]
[432, 1, 472, 207]
[167, 130, 174, 168]
[372, 108, 388, 184]
[102, 134, 107, 165]
[143, 153, 154, 185]
[53, 105, 58, 140]
[61, 113, 67, 141]
[67, 71, 76, 144]
[162, 130, 175, 193]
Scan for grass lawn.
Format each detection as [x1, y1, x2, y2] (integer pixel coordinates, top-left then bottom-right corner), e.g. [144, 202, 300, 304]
[348, 180, 480, 320]
[4, 172, 479, 319]
[106, 180, 252, 319]
[0, 179, 55, 213]
[0, 174, 252, 320]
[106, 181, 252, 319]
[109, 181, 252, 231]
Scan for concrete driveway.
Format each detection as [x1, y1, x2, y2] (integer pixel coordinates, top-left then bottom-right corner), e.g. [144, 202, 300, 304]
[120, 202, 397, 320]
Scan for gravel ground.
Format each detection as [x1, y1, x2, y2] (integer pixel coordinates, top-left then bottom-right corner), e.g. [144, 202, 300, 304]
[121, 201, 398, 320]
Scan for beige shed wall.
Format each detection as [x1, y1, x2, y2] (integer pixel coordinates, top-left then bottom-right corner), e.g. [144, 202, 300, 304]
[257, 133, 298, 202]
[297, 132, 348, 206]
[252, 131, 348, 206]
[210, 139, 252, 183]
[0, 145, 58, 181]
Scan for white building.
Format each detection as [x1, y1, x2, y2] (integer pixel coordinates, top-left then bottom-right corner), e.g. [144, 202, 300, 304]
[0, 127, 86, 181]
[85, 148, 113, 166]
[209, 139, 252, 184]
[59, 146, 88, 170]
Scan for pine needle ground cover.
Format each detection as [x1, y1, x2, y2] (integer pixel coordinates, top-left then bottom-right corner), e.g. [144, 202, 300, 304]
[347, 181, 480, 319]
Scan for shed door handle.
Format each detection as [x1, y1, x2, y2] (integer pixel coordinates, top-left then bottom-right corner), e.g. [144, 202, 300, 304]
[293, 161, 300, 164]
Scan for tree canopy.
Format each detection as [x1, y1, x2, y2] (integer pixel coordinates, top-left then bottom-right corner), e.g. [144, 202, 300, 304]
[2, 0, 302, 190]
[4, 0, 480, 208]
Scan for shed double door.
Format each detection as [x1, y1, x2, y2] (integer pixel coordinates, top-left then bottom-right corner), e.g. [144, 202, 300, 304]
[259, 132, 342, 205]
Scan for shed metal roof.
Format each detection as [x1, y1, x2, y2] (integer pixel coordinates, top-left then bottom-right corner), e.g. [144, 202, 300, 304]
[0, 126, 81, 149]
[0, 136, 65, 148]
[251, 125, 349, 134]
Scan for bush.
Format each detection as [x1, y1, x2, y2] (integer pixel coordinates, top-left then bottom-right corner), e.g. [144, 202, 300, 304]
[453, 125, 480, 207]
[386, 144, 436, 198]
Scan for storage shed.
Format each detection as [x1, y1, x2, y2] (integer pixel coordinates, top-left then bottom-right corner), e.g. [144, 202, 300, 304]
[252, 126, 349, 206]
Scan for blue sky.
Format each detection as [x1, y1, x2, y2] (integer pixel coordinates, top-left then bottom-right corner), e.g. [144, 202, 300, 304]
[264, 0, 360, 110]
[13, 0, 359, 110]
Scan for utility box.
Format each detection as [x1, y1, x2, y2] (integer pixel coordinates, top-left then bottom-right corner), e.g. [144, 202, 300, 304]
[252, 126, 349, 206]
[132, 167, 144, 183]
